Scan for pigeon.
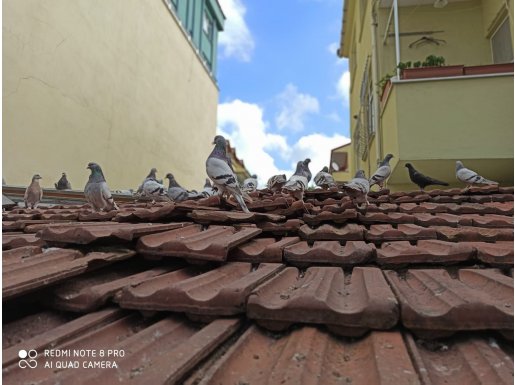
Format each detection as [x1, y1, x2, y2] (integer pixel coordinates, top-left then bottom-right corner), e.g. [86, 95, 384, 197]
[24, 174, 43, 209]
[267, 174, 287, 192]
[201, 178, 218, 197]
[165, 173, 199, 201]
[242, 174, 258, 192]
[342, 170, 370, 208]
[136, 168, 163, 194]
[84, 162, 119, 211]
[206, 135, 250, 213]
[55, 172, 72, 190]
[282, 160, 311, 201]
[303, 158, 312, 183]
[456, 161, 498, 189]
[369, 154, 394, 190]
[405, 163, 449, 191]
[314, 166, 336, 189]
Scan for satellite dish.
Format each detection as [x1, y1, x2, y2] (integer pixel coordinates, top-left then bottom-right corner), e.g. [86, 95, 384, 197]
[331, 162, 340, 171]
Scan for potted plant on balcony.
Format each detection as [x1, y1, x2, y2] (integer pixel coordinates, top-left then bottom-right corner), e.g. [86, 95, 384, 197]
[401, 55, 464, 79]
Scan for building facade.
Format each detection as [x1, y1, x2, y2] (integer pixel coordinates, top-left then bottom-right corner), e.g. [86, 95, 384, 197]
[3, 0, 225, 191]
[337, 0, 514, 190]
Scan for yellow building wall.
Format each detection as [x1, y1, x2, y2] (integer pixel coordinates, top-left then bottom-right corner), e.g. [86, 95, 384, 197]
[3, 0, 218, 191]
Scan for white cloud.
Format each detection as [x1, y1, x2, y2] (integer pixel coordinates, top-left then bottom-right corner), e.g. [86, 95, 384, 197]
[292, 133, 350, 184]
[218, 0, 255, 62]
[336, 70, 350, 106]
[218, 100, 291, 187]
[275, 84, 320, 132]
[218, 100, 350, 187]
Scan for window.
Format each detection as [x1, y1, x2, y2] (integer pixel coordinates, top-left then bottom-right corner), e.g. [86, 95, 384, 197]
[360, 58, 376, 138]
[330, 152, 349, 172]
[491, 17, 513, 63]
[203, 10, 214, 40]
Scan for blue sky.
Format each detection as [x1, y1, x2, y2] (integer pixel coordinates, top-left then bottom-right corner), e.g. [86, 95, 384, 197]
[215, 0, 351, 185]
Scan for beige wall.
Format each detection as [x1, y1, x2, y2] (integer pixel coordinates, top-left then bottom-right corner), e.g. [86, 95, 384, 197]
[3, 0, 218, 190]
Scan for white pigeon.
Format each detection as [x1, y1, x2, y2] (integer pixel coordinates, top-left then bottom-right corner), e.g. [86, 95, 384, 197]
[314, 166, 337, 189]
[456, 161, 498, 189]
[206, 135, 250, 213]
[369, 154, 394, 190]
[24, 174, 43, 209]
[342, 170, 370, 207]
[84, 162, 119, 211]
[242, 174, 258, 192]
[267, 174, 287, 192]
[282, 159, 311, 201]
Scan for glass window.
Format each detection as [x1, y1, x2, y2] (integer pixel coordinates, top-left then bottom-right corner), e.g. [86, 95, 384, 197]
[203, 10, 214, 39]
[330, 152, 349, 172]
[491, 18, 513, 63]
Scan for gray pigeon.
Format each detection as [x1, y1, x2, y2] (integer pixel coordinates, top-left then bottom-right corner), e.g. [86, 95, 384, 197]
[282, 160, 311, 201]
[84, 162, 119, 211]
[24, 174, 43, 209]
[456, 161, 498, 189]
[242, 174, 258, 192]
[314, 166, 336, 189]
[136, 168, 163, 194]
[369, 154, 394, 190]
[303, 158, 312, 183]
[201, 178, 218, 197]
[267, 174, 287, 192]
[55, 172, 72, 190]
[342, 170, 370, 208]
[206, 135, 250, 213]
[165, 173, 200, 201]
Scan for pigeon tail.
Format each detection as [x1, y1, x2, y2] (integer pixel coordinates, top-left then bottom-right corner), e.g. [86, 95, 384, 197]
[234, 192, 250, 213]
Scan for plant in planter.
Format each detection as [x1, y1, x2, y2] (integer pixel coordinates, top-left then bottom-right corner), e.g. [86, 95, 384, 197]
[401, 54, 464, 79]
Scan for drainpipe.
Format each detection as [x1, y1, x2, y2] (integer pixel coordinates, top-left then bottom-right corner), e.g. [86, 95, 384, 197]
[370, 0, 382, 162]
[393, 0, 401, 78]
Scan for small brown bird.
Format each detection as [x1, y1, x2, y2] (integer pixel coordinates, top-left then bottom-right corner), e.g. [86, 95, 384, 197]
[24, 174, 43, 209]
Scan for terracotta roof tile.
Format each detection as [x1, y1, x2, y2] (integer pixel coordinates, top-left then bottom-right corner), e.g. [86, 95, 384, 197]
[377, 240, 475, 266]
[284, 240, 375, 266]
[189, 209, 285, 224]
[357, 212, 416, 225]
[302, 209, 357, 225]
[230, 236, 300, 263]
[1, 185, 514, 383]
[299, 223, 366, 241]
[435, 226, 514, 242]
[385, 269, 513, 337]
[50, 264, 178, 312]
[466, 241, 514, 266]
[393, 194, 431, 204]
[193, 326, 420, 385]
[112, 203, 178, 222]
[3, 309, 240, 385]
[120, 263, 284, 315]
[366, 224, 437, 242]
[38, 222, 190, 244]
[256, 219, 304, 234]
[136, 224, 261, 261]
[2, 233, 47, 250]
[3, 248, 136, 300]
[405, 333, 513, 385]
[247, 266, 398, 336]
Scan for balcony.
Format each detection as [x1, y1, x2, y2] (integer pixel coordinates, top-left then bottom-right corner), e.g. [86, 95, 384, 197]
[380, 68, 514, 189]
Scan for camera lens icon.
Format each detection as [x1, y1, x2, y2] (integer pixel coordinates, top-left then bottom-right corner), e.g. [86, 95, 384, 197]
[18, 349, 37, 369]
